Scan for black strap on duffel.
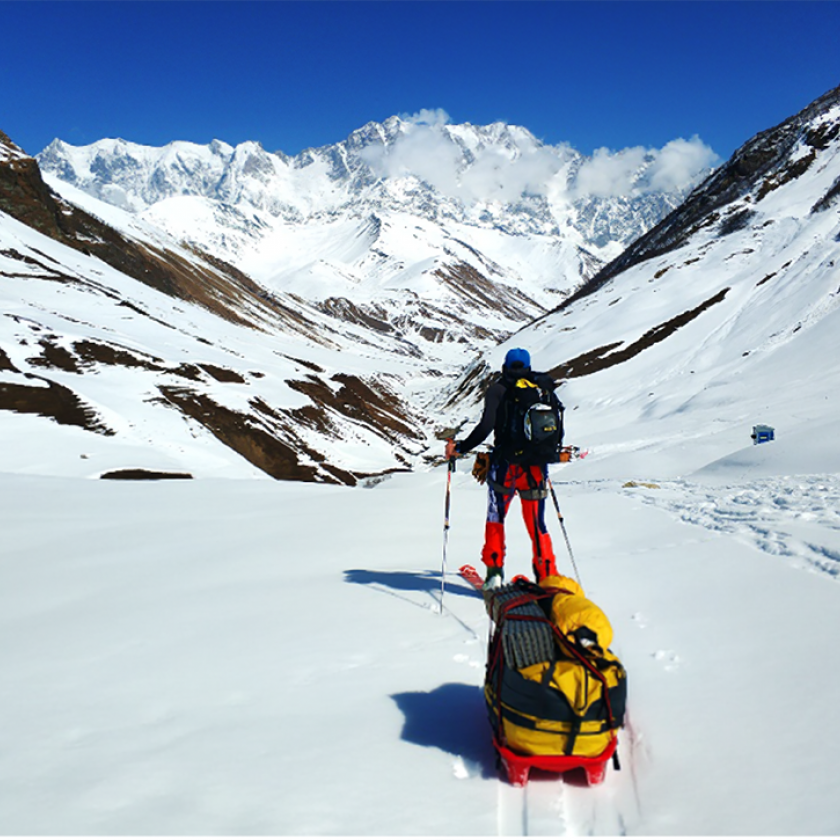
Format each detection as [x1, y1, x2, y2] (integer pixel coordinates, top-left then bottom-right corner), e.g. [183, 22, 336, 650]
[485, 583, 623, 752]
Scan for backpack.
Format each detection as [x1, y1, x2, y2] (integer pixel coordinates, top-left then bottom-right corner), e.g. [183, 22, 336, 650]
[485, 580, 627, 760]
[496, 375, 565, 465]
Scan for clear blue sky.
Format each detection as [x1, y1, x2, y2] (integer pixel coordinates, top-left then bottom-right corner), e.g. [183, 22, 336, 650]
[3, 1, 839, 162]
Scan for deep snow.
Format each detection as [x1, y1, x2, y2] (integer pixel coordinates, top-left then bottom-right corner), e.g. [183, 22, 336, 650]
[2, 438, 840, 834]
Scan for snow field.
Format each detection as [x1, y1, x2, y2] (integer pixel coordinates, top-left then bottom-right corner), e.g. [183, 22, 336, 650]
[2, 465, 840, 834]
[4, 94, 840, 835]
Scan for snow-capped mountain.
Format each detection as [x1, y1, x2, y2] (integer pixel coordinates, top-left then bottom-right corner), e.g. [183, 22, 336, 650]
[4, 84, 839, 484]
[1, 128, 445, 483]
[36, 117, 711, 347]
[37, 117, 703, 249]
[445, 83, 840, 480]
[9, 117, 613, 484]
[10, 115, 713, 485]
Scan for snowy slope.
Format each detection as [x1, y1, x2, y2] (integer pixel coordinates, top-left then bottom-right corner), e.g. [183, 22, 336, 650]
[36, 116, 714, 351]
[1, 135, 450, 483]
[449, 85, 840, 483]
[2, 88, 840, 835]
[2, 464, 840, 835]
[0, 198, 456, 482]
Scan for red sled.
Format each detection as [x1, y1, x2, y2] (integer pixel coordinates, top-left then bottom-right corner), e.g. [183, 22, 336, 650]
[494, 734, 618, 787]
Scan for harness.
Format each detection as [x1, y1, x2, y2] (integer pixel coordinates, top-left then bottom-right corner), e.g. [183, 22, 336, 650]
[487, 462, 548, 501]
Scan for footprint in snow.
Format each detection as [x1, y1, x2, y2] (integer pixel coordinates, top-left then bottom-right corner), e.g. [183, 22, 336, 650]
[453, 653, 482, 668]
[652, 649, 681, 671]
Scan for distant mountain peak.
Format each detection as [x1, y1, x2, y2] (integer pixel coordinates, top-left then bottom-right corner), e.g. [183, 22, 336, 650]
[36, 116, 701, 254]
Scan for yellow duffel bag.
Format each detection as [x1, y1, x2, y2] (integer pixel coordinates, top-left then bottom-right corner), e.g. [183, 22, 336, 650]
[484, 579, 627, 758]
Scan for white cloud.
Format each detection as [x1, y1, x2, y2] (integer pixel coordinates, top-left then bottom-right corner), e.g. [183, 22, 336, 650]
[460, 145, 564, 203]
[646, 136, 719, 193]
[571, 137, 719, 200]
[573, 146, 650, 199]
[399, 108, 451, 127]
[362, 124, 462, 193]
[362, 110, 719, 205]
[362, 118, 567, 204]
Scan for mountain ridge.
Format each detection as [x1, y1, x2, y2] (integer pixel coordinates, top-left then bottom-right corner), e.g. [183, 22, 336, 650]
[549, 82, 840, 312]
[5, 87, 840, 483]
[36, 116, 709, 256]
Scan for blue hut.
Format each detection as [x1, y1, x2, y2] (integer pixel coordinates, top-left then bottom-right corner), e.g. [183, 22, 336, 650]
[751, 424, 775, 444]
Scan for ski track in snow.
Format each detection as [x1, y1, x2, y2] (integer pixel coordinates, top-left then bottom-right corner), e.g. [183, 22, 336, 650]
[497, 773, 575, 837]
[632, 475, 840, 579]
[440, 588, 572, 837]
[441, 577, 645, 838]
[436, 472, 840, 835]
[494, 755, 642, 837]
[494, 761, 570, 836]
[497, 781, 529, 836]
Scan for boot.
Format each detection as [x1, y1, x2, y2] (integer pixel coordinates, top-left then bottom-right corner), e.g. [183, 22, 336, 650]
[483, 566, 504, 591]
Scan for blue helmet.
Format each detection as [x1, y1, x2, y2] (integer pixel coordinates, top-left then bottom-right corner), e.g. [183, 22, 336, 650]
[503, 348, 531, 370]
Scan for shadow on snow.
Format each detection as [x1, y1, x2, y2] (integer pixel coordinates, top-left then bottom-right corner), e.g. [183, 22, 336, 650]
[344, 568, 476, 599]
[391, 682, 498, 779]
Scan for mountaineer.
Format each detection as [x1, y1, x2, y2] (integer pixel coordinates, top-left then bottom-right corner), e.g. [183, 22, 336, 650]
[445, 348, 564, 590]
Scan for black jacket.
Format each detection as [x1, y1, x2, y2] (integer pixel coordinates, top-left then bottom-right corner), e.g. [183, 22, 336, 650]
[456, 370, 556, 456]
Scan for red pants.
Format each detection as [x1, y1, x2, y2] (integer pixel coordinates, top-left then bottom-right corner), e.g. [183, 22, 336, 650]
[482, 462, 557, 581]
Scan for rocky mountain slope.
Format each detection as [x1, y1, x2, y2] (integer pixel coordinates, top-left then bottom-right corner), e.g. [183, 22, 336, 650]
[6, 83, 838, 484]
[1, 130, 440, 483]
[546, 83, 840, 312]
[36, 118, 710, 357]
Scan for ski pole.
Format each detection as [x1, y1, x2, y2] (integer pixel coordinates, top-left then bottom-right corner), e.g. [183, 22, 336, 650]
[547, 478, 583, 587]
[440, 449, 456, 613]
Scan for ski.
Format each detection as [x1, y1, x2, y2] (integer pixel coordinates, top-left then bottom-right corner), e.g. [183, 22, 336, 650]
[459, 564, 484, 591]
[459, 564, 532, 592]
